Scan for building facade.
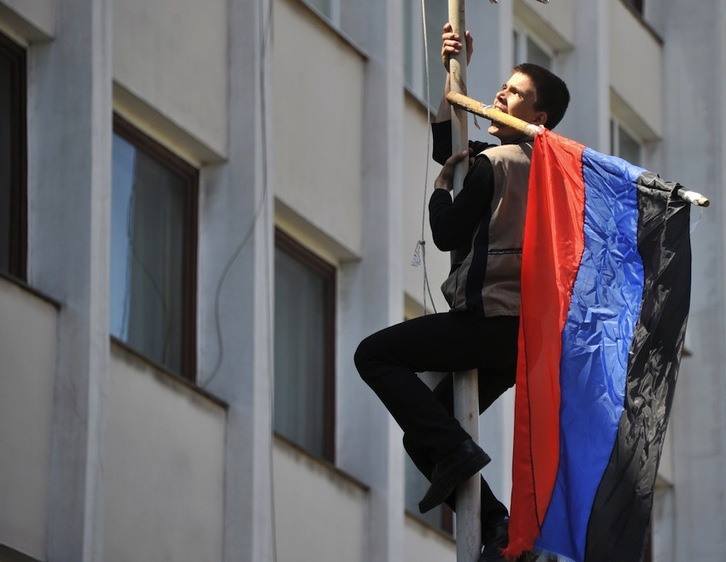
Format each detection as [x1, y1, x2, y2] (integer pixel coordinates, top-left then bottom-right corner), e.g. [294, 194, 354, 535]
[0, 0, 724, 561]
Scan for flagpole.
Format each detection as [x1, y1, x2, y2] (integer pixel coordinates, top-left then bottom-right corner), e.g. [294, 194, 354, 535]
[447, 1, 482, 561]
[446, 90, 711, 207]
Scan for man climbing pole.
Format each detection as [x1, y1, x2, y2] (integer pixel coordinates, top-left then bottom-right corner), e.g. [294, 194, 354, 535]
[354, 22, 571, 562]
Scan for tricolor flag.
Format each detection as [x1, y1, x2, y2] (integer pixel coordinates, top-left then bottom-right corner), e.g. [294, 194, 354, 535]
[505, 130, 692, 562]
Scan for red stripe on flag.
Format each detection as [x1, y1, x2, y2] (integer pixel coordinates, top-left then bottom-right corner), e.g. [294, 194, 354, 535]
[505, 130, 586, 558]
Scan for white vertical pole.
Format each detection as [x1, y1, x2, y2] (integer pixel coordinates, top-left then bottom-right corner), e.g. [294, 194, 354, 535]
[447, 1, 482, 561]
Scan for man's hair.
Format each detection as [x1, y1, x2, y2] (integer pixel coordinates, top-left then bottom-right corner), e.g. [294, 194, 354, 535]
[514, 63, 570, 130]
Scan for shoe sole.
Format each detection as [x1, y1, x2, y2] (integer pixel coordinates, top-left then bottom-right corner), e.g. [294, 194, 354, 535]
[418, 451, 491, 513]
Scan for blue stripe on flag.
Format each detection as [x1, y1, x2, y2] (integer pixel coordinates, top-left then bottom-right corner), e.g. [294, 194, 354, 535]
[536, 149, 646, 561]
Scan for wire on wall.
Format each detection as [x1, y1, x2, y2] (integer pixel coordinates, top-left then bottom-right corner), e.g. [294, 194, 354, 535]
[412, 0, 440, 316]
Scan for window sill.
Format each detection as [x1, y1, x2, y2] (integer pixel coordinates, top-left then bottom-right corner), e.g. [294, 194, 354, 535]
[290, 0, 369, 60]
[0, 270, 61, 310]
[619, 0, 663, 45]
[110, 338, 228, 409]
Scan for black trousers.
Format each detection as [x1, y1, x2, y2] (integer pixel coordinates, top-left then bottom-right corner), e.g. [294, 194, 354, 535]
[354, 310, 519, 528]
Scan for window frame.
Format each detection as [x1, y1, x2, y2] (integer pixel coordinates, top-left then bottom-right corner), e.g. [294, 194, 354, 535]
[274, 228, 336, 463]
[402, 0, 448, 111]
[0, 32, 27, 280]
[111, 114, 199, 381]
[300, 0, 338, 27]
[513, 23, 554, 70]
[622, 0, 644, 16]
[610, 116, 643, 167]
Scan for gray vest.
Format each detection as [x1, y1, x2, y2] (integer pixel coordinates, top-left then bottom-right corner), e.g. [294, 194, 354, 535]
[441, 141, 533, 315]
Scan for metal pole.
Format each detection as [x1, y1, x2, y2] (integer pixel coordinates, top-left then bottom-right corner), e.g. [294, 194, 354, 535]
[447, 1, 481, 560]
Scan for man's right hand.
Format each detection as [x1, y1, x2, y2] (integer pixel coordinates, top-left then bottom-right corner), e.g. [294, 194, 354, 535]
[441, 22, 473, 72]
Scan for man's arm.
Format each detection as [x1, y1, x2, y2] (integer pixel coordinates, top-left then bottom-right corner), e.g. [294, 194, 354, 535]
[432, 23, 472, 165]
[429, 153, 495, 251]
[432, 24, 495, 164]
[433, 120, 495, 166]
[435, 24, 472, 124]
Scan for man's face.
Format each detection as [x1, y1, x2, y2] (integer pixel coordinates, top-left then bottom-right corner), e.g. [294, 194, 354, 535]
[488, 72, 547, 142]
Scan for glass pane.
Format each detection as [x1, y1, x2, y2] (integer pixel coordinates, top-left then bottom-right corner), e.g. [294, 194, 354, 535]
[274, 248, 327, 457]
[403, 0, 415, 90]
[0, 53, 12, 272]
[618, 124, 641, 166]
[526, 36, 551, 70]
[111, 133, 186, 374]
[425, 0, 448, 105]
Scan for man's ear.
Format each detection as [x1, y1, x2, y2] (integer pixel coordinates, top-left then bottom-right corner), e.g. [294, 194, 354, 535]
[533, 111, 548, 126]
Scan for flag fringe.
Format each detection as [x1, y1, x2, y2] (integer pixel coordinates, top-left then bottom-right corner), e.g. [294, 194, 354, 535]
[504, 543, 576, 562]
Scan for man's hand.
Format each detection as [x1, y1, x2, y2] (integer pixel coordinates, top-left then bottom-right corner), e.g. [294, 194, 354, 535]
[434, 149, 471, 191]
[441, 22, 473, 72]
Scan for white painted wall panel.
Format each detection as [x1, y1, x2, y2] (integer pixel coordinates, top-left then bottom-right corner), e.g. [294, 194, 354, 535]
[610, 1, 663, 138]
[272, 438, 367, 562]
[272, 0, 365, 257]
[113, 0, 227, 156]
[0, 0, 54, 41]
[403, 516, 456, 562]
[103, 347, 226, 562]
[0, 280, 56, 560]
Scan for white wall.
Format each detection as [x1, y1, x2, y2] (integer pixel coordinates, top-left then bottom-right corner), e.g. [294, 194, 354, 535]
[0, 280, 57, 561]
[0, 0, 53, 41]
[609, 0, 662, 140]
[1, 1, 725, 561]
[404, 516, 456, 562]
[272, 438, 368, 562]
[113, 0, 228, 158]
[272, 0, 366, 259]
[655, 2, 726, 560]
[104, 347, 226, 562]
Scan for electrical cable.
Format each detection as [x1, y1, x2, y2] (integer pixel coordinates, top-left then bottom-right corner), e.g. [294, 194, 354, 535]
[198, 2, 273, 392]
[198, 0, 278, 558]
[414, 0, 439, 316]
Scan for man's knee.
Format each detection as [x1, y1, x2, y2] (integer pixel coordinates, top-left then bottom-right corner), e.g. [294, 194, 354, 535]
[353, 336, 375, 380]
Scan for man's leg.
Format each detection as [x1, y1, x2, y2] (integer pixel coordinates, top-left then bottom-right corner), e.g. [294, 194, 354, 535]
[354, 312, 518, 513]
[356, 312, 477, 461]
[429, 364, 516, 525]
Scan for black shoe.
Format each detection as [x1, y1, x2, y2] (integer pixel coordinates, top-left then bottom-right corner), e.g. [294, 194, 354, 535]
[479, 516, 509, 562]
[418, 438, 491, 513]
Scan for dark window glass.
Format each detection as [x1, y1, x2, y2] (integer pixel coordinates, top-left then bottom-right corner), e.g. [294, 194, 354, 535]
[610, 119, 642, 167]
[274, 229, 335, 461]
[110, 116, 198, 379]
[0, 33, 26, 279]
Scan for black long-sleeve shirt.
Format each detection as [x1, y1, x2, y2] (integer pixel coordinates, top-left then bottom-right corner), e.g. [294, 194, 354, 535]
[429, 121, 496, 253]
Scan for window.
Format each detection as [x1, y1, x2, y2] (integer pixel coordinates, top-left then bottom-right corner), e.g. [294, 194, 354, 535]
[0, 33, 26, 279]
[110, 115, 198, 379]
[610, 118, 642, 166]
[403, 0, 448, 109]
[513, 28, 553, 69]
[274, 229, 336, 461]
